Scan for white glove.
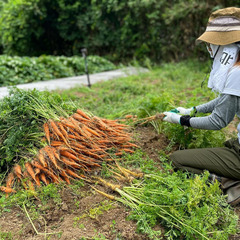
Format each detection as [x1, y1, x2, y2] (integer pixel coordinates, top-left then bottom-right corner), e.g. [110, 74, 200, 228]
[176, 107, 194, 115]
[163, 112, 181, 124]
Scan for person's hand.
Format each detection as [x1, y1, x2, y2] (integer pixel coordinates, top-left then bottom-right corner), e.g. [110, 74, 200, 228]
[176, 107, 193, 115]
[163, 112, 181, 124]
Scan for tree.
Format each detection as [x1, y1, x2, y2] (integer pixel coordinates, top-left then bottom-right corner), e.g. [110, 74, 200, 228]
[0, 0, 238, 61]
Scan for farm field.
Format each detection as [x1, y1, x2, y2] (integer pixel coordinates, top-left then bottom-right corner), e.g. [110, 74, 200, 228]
[0, 59, 239, 240]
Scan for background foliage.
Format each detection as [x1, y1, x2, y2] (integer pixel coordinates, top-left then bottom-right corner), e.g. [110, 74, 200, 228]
[0, 55, 115, 86]
[0, 0, 239, 62]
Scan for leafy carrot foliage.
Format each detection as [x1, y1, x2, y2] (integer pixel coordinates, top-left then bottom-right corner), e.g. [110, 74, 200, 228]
[0, 88, 77, 171]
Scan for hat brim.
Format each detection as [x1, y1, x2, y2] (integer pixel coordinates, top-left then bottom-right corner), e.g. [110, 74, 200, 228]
[196, 31, 240, 45]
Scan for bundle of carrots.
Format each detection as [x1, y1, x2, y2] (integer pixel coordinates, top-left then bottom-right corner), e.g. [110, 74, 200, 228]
[0, 109, 138, 195]
[133, 113, 165, 125]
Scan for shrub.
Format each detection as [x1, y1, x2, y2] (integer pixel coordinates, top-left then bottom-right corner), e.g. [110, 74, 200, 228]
[0, 55, 116, 86]
[0, 0, 239, 62]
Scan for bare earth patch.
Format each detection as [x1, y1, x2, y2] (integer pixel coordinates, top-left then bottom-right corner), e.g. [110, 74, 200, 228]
[0, 186, 148, 240]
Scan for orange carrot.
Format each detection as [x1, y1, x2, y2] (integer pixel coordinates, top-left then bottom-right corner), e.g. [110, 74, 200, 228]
[62, 118, 80, 130]
[115, 152, 123, 156]
[70, 129, 85, 140]
[77, 155, 101, 167]
[69, 116, 81, 127]
[68, 134, 81, 140]
[93, 116, 113, 130]
[98, 139, 111, 144]
[60, 150, 94, 168]
[76, 109, 91, 120]
[34, 168, 41, 175]
[65, 168, 85, 180]
[80, 150, 103, 160]
[94, 128, 108, 138]
[59, 171, 71, 184]
[51, 141, 64, 147]
[60, 157, 83, 169]
[60, 150, 79, 161]
[112, 137, 131, 143]
[35, 174, 41, 187]
[51, 147, 61, 161]
[69, 141, 86, 149]
[69, 117, 91, 139]
[109, 122, 128, 127]
[0, 186, 16, 193]
[82, 125, 100, 137]
[122, 143, 139, 148]
[70, 145, 87, 153]
[14, 164, 22, 180]
[6, 172, 14, 188]
[72, 113, 90, 122]
[44, 146, 61, 170]
[43, 122, 51, 144]
[57, 146, 77, 154]
[25, 162, 36, 182]
[121, 149, 134, 153]
[40, 172, 49, 185]
[49, 119, 70, 147]
[38, 149, 48, 168]
[61, 121, 76, 131]
[56, 122, 68, 139]
[125, 114, 134, 119]
[79, 125, 92, 138]
[32, 160, 60, 183]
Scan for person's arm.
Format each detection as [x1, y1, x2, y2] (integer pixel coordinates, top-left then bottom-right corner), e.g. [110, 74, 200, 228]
[190, 94, 237, 130]
[195, 95, 221, 114]
[176, 96, 220, 115]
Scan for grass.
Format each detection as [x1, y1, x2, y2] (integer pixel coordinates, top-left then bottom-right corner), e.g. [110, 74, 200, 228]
[59, 58, 225, 149]
[0, 58, 238, 239]
[58, 59, 213, 118]
[0, 231, 13, 240]
[77, 200, 115, 220]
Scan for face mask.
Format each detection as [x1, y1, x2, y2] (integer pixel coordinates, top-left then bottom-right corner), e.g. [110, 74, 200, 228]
[208, 44, 239, 93]
[206, 43, 220, 58]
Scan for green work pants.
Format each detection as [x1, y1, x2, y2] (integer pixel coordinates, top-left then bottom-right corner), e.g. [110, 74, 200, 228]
[170, 138, 240, 180]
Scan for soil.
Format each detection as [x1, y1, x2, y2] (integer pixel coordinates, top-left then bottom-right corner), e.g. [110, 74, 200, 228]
[0, 125, 239, 240]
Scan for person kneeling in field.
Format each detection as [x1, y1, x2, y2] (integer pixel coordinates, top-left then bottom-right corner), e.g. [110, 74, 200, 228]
[163, 7, 240, 206]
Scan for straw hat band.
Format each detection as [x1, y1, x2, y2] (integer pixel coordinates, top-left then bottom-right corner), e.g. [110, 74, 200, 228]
[206, 26, 240, 32]
[206, 17, 240, 32]
[196, 7, 240, 45]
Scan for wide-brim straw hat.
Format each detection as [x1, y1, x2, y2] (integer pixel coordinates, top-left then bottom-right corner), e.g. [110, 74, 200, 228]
[197, 7, 240, 45]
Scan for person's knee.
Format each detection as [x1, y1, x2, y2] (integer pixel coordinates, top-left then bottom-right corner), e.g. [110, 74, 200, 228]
[169, 151, 182, 169]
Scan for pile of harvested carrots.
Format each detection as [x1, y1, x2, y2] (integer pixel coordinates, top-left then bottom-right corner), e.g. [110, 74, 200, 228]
[1, 109, 138, 195]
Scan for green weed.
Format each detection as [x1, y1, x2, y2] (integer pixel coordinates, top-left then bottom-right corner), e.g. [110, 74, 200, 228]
[38, 184, 62, 205]
[78, 200, 114, 220]
[88, 201, 113, 219]
[0, 231, 13, 240]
